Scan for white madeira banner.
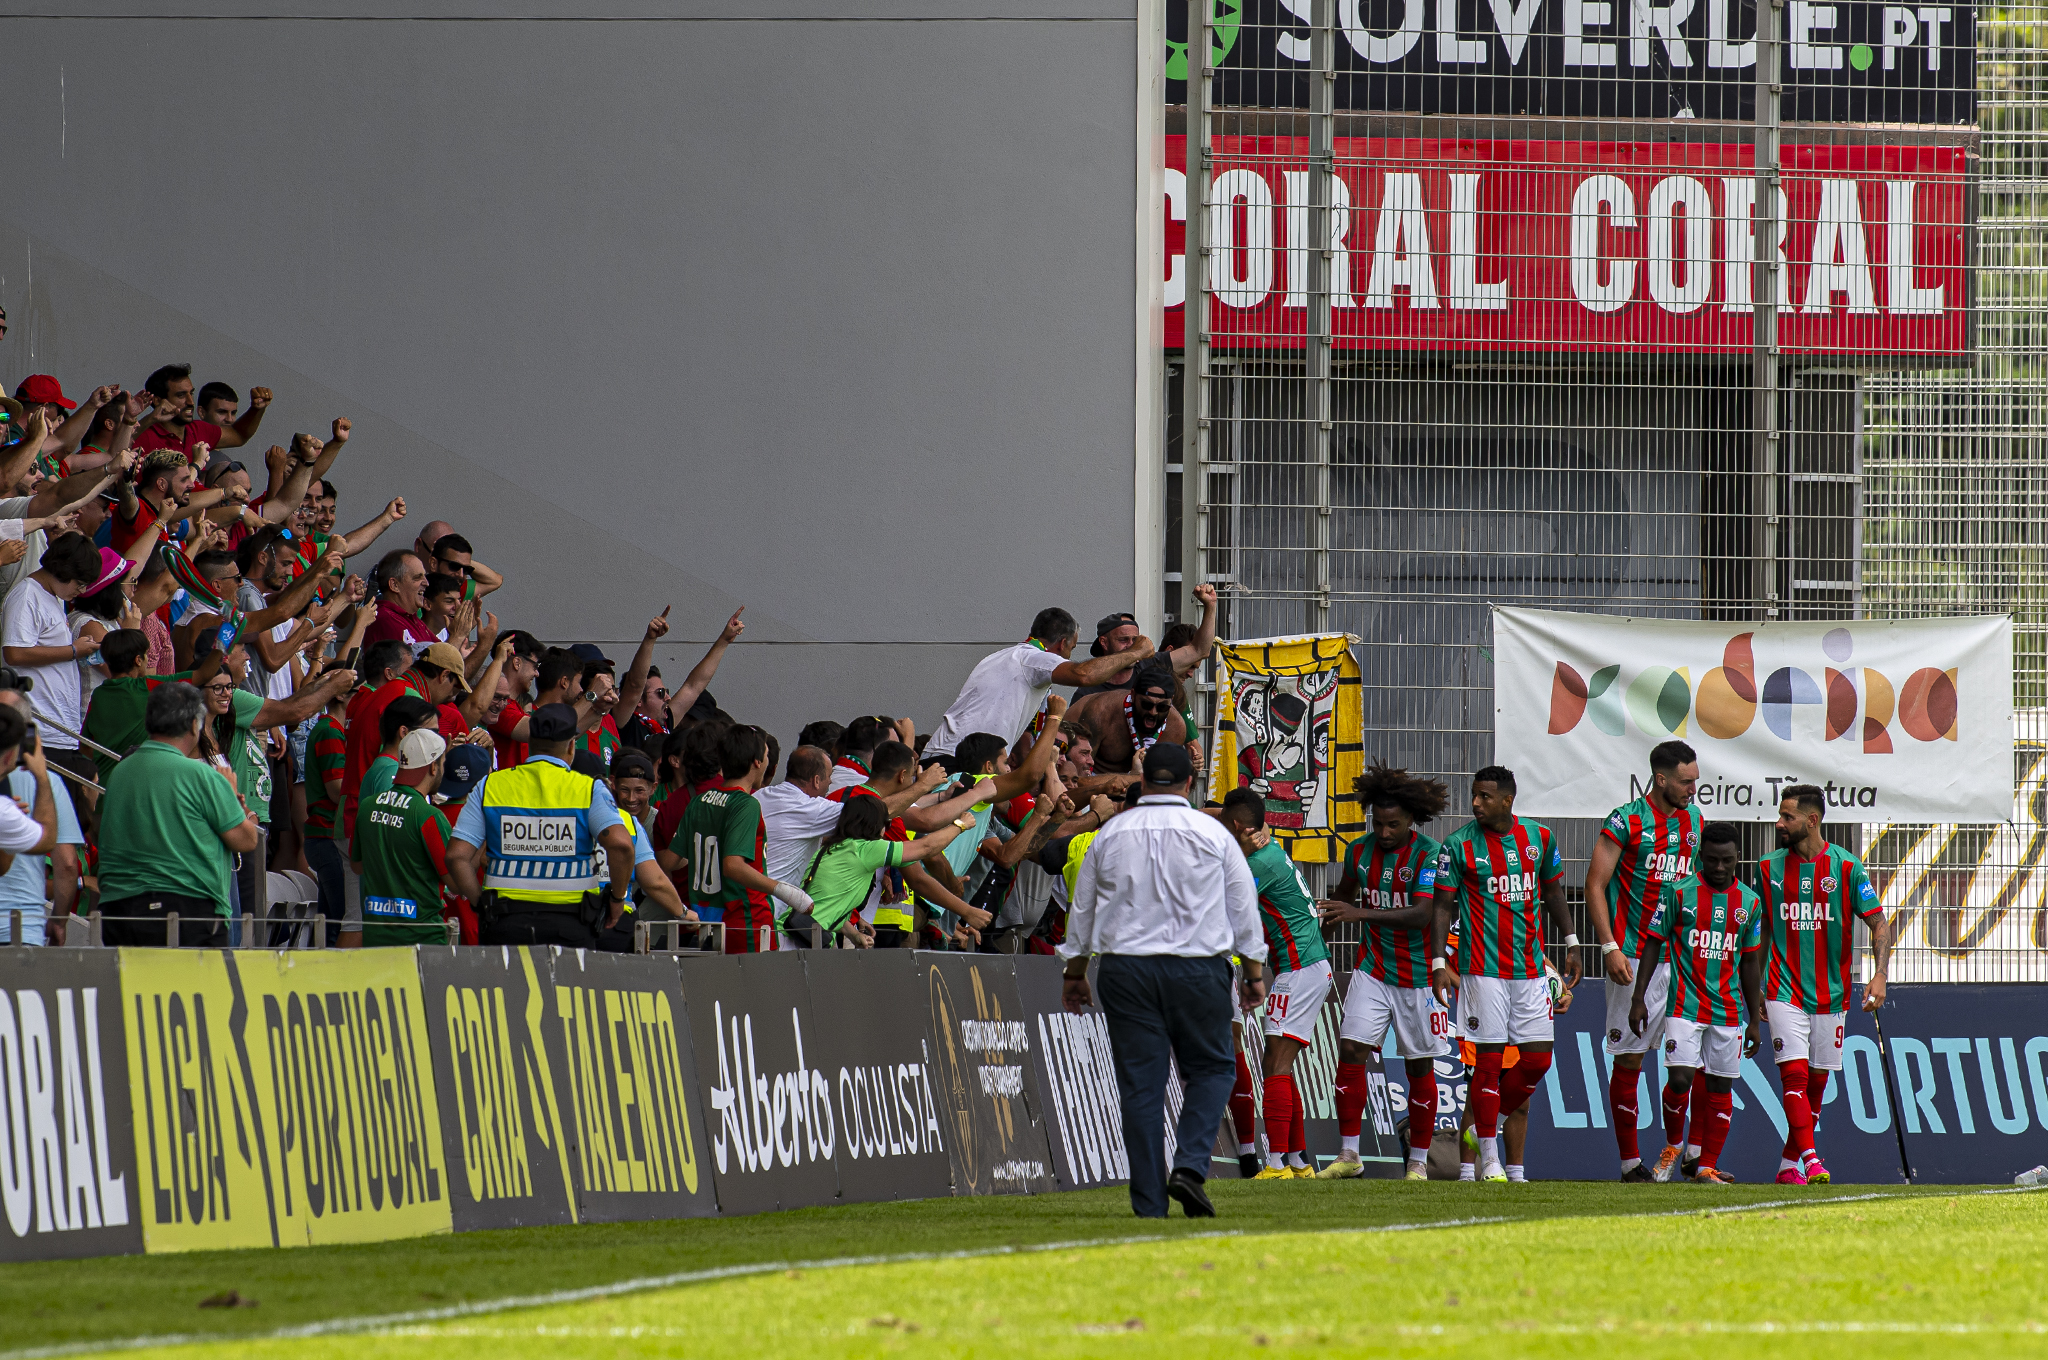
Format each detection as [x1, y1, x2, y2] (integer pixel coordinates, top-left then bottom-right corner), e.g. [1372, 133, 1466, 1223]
[1493, 608, 2013, 823]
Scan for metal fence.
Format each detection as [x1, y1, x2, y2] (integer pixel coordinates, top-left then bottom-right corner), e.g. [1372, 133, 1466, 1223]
[1171, 0, 2043, 980]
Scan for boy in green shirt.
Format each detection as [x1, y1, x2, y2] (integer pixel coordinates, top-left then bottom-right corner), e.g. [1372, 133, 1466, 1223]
[355, 729, 458, 946]
[1220, 788, 1331, 1179]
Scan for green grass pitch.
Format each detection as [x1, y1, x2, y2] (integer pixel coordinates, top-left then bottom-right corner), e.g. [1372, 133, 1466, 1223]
[4, 1183, 2042, 1358]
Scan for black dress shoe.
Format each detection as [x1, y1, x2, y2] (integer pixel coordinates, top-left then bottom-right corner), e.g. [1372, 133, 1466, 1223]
[1167, 1168, 1216, 1217]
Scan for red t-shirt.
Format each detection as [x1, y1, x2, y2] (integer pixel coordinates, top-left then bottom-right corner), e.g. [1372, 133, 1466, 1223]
[362, 600, 440, 653]
[109, 498, 162, 555]
[342, 673, 424, 840]
[134, 418, 225, 465]
[652, 781, 707, 862]
[491, 698, 528, 770]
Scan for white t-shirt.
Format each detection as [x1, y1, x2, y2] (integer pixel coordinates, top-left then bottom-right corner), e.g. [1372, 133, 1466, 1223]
[1, 577, 82, 749]
[266, 620, 300, 701]
[755, 780, 846, 889]
[827, 764, 866, 794]
[0, 497, 45, 602]
[69, 615, 109, 716]
[0, 790, 44, 854]
[924, 641, 1064, 758]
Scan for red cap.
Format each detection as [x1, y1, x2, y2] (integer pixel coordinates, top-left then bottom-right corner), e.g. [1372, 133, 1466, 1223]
[15, 375, 74, 410]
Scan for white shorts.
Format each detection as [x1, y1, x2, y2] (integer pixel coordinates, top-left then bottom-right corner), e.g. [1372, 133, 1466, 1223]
[1456, 974, 1554, 1046]
[1766, 1002, 1847, 1071]
[1338, 970, 1452, 1059]
[1262, 958, 1333, 1046]
[1604, 961, 1671, 1056]
[1662, 1016, 1745, 1078]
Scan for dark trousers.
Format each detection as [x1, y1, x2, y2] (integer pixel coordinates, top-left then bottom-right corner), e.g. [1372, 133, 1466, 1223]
[99, 893, 228, 947]
[304, 835, 349, 945]
[480, 909, 598, 949]
[1096, 952, 1237, 1218]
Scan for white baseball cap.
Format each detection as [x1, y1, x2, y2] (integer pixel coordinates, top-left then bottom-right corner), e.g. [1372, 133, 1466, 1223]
[397, 729, 448, 770]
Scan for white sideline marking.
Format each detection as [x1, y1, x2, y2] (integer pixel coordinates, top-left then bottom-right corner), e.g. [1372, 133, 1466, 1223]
[7, 1188, 2032, 1360]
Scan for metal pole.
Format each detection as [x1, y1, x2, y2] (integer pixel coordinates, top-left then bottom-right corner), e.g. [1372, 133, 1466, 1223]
[1752, 0, 1782, 623]
[1180, 0, 1213, 735]
[1307, 0, 1334, 636]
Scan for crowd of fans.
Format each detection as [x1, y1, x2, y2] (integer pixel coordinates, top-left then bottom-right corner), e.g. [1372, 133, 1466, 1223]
[0, 362, 1220, 953]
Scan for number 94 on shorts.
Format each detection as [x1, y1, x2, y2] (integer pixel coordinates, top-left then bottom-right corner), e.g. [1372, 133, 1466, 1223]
[1260, 959, 1334, 1044]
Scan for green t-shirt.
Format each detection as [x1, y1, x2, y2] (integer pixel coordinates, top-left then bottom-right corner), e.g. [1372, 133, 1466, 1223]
[356, 783, 454, 947]
[352, 755, 400, 862]
[218, 689, 272, 819]
[83, 675, 156, 784]
[670, 783, 770, 932]
[97, 739, 246, 912]
[1245, 839, 1330, 974]
[801, 838, 904, 932]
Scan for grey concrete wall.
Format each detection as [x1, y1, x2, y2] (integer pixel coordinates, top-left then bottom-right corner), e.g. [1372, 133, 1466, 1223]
[0, 0, 1149, 749]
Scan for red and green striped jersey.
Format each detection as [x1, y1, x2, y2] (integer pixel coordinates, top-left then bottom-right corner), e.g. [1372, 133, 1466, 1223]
[356, 784, 454, 947]
[304, 713, 348, 840]
[1646, 878, 1762, 1025]
[1600, 796, 1703, 959]
[1759, 845, 1883, 1015]
[1245, 840, 1329, 974]
[1434, 817, 1564, 980]
[1337, 830, 1441, 988]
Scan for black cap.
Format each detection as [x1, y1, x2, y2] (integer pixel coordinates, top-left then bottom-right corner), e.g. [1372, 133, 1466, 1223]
[1095, 611, 1136, 639]
[529, 702, 580, 742]
[1143, 743, 1193, 787]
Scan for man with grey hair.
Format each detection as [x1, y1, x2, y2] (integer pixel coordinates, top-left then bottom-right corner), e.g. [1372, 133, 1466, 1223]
[97, 681, 261, 946]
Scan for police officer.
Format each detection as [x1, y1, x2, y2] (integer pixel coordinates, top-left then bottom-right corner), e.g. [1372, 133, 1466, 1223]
[447, 702, 635, 947]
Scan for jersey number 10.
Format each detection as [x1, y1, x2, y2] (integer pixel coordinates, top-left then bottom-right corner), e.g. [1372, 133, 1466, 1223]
[690, 833, 723, 894]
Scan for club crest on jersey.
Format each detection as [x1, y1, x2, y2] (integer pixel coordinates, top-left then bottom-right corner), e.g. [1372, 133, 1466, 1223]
[1664, 1038, 1678, 1054]
[1773, 1037, 1784, 1052]
[1467, 1016, 1479, 1029]
[1820, 876, 1839, 893]
[1397, 864, 1413, 883]
[1609, 1027, 1622, 1042]
[1685, 829, 1699, 848]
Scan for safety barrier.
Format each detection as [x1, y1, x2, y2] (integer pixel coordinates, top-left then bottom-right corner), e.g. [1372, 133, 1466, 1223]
[0, 947, 1144, 1262]
[3, 949, 2017, 1264]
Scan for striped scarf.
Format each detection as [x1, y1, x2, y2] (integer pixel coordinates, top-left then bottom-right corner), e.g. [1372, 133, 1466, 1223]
[160, 545, 246, 649]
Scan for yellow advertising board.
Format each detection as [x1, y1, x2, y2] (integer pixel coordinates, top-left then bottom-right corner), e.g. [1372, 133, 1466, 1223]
[119, 949, 452, 1252]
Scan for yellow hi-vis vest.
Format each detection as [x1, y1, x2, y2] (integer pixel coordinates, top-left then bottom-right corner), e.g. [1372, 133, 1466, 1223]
[479, 756, 602, 905]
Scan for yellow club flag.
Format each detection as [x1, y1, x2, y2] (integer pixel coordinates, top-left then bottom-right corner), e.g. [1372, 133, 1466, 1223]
[1206, 633, 1365, 863]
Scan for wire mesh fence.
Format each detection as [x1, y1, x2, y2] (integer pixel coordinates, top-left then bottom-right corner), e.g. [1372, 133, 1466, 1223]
[1170, 0, 2042, 980]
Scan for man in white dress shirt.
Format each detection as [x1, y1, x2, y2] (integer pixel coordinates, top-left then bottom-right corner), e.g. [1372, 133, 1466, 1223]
[1059, 743, 1267, 1218]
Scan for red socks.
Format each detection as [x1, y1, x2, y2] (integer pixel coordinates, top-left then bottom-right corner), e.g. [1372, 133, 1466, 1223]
[1262, 1073, 1298, 1162]
[1610, 1065, 1642, 1161]
[1779, 1059, 1815, 1158]
[1405, 1059, 1438, 1153]
[1662, 1081, 1690, 1150]
[1686, 1069, 1707, 1151]
[1231, 1050, 1257, 1147]
[1499, 1049, 1552, 1118]
[1334, 1062, 1368, 1139]
[1785, 1065, 1830, 1158]
[1291, 1077, 1307, 1155]
[1472, 1050, 1504, 1138]
[1699, 1089, 1734, 1169]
